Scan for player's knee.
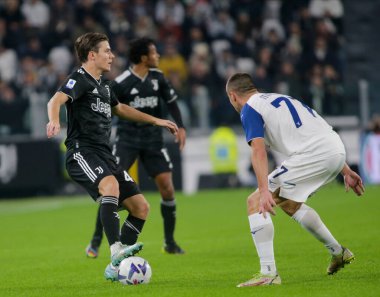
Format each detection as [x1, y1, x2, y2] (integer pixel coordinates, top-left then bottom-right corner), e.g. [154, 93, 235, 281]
[247, 191, 260, 214]
[134, 199, 150, 219]
[159, 183, 174, 199]
[279, 200, 302, 216]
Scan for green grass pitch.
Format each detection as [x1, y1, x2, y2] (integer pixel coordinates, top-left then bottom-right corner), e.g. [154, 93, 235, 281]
[0, 184, 379, 297]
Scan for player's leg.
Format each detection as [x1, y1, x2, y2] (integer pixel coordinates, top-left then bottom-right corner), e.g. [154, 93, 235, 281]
[237, 189, 281, 287]
[142, 147, 185, 254]
[277, 197, 354, 274]
[104, 169, 147, 281]
[85, 206, 103, 258]
[97, 175, 124, 258]
[87, 145, 139, 257]
[120, 193, 149, 245]
[66, 150, 137, 275]
[155, 172, 185, 254]
[273, 153, 354, 274]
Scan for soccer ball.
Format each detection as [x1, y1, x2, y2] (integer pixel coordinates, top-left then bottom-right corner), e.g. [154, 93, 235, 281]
[118, 256, 152, 285]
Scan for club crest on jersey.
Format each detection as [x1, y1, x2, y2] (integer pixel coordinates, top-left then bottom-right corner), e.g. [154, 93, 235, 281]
[151, 79, 158, 91]
[91, 98, 111, 117]
[105, 85, 111, 97]
[66, 79, 76, 89]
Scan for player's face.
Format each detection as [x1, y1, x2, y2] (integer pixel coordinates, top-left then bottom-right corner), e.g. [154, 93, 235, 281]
[146, 44, 160, 68]
[93, 41, 115, 72]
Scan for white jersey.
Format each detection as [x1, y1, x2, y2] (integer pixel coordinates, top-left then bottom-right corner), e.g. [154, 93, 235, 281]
[240, 92, 345, 158]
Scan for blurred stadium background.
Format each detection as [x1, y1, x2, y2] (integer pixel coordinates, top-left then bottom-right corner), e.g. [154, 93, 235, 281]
[0, 0, 380, 197]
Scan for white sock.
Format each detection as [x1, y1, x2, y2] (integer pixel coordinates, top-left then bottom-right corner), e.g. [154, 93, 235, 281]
[248, 213, 277, 275]
[110, 241, 122, 258]
[292, 204, 342, 255]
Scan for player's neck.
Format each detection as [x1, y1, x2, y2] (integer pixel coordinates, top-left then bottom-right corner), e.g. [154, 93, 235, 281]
[132, 64, 149, 79]
[242, 90, 257, 102]
[82, 64, 102, 80]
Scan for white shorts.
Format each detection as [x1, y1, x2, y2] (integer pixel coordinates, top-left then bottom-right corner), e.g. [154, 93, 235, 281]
[267, 152, 346, 202]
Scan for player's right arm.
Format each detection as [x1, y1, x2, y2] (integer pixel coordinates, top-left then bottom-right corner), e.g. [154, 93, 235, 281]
[250, 138, 276, 217]
[47, 92, 69, 138]
[112, 103, 179, 135]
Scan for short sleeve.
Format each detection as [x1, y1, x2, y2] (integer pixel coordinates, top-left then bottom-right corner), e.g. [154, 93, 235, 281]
[158, 73, 178, 104]
[111, 80, 123, 100]
[240, 103, 264, 144]
[58, 74, 86, 101]
[110, 89, 119, 107]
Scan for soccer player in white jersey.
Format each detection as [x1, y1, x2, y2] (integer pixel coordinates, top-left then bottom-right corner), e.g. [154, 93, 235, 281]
[226, 73, 364, 287]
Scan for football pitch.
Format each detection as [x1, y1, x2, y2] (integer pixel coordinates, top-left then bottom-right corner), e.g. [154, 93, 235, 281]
[0, 184, 379, 297]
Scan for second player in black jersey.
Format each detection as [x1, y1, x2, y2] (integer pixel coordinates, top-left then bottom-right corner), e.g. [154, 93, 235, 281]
[47, 33, 178, 281]
[86, 37, 187, 256]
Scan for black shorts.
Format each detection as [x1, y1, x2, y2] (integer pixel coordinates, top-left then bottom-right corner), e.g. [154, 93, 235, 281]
[66, 148, 140, 204]
[114, 142, 173, 178]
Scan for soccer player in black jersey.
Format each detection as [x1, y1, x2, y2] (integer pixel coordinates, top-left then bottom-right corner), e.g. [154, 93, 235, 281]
[86, 37, 187, 256]
[46, 33, 178, 281]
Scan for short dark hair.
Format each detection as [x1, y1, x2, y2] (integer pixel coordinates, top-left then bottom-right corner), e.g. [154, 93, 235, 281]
[226, 73, 257, 95]
[74, 32, 109, 63]
[128, 37, 155, 64]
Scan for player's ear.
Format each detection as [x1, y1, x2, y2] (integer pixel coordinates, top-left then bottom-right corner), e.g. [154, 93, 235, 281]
[141, 55, 148, 63]
[88, 50, 96, 61]
[230, 91, 237, 103]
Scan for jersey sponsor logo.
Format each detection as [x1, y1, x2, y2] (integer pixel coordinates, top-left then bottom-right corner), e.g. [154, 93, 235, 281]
[130, 96, 158, 108]
[66, 79, 76, 89]
[91, 97, 112, 117]
[77, 68, 85, 74]
[151, 79, 158, 91]
[92, 88, 99, 94]
[130, 88, 139, 95]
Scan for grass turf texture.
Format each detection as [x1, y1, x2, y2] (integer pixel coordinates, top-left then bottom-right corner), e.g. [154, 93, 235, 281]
[0, 184, 379, 297]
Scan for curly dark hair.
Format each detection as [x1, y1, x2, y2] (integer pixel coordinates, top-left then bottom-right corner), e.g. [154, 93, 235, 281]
[128, 37, 155, 65]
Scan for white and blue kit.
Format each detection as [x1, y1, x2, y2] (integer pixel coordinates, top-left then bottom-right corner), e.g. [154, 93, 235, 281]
[241, 93, 346, 201]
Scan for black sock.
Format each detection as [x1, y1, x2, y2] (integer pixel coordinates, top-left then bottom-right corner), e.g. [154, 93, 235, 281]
[100, 196, 120, 246]
[91, 205, 103, 248]
[161, 199, 176, 245]
[120, 215, 146, 245]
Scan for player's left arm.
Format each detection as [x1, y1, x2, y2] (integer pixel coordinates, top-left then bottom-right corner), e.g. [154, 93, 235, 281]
[167, 101, 186, 151]
[112, 103, 178, 135]
[159, 73, 186, 150]
[340, 163, 365, 196]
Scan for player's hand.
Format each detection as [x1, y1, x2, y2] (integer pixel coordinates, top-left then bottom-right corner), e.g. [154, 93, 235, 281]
[343, 170, 365, 196]
[46, 121, 60, 138]
[175, 128, 186, 151]
[155, 119, 179, 135]
[259, 189, 276, 218]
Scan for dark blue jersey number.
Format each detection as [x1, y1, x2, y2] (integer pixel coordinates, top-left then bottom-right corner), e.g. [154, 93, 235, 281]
[270, 97, 316, 128]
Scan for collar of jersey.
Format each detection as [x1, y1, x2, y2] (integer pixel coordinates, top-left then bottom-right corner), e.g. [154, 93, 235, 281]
[129, 66, 148, 82]
[81, 66, 102, 85]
